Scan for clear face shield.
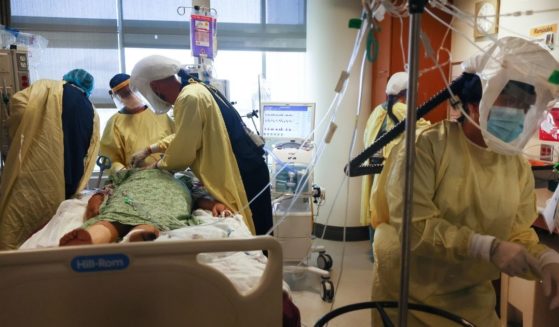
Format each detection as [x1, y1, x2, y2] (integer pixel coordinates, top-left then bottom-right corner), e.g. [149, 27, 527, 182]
[109, 80, 145, 111]
[479, 80, 538, 154]
[129, 77, 177, 115]
[145, 74, 189, 115]
[130, 55, 185, 115]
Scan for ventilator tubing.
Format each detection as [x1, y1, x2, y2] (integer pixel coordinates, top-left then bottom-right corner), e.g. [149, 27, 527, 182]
[345, 73, 471, 177]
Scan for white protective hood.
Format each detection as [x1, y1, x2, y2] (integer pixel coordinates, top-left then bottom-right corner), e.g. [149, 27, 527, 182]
[462, 37, 559, 155]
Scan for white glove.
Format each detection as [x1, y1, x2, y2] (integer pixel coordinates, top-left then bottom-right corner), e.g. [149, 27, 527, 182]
[490, 240, 540, 277]
[539, 251, 559, 310]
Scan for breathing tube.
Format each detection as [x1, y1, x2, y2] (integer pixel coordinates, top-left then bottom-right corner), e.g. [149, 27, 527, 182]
[385, 93, 403, 125]
[345, 72, 472, 177]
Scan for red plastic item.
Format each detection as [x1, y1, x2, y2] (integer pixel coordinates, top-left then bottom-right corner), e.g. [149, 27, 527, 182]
[539, 106, 559, 141]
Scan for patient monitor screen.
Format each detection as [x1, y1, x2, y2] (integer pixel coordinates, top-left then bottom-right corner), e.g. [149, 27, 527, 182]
[261, 103, 315, 142]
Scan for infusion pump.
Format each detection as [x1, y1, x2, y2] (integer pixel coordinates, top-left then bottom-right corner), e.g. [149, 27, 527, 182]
[0, 49, 30, 93]
[0, 49, 29, 169]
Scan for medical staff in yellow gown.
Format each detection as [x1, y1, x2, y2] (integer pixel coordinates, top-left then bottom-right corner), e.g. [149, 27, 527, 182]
[100, 73, 175, 174]
[370, 72, 559, 326]
[0, 77, 99, 249]
[361, 72, 430, 226]
[151, 83, 255, 233]
[130, 56, 262, 234]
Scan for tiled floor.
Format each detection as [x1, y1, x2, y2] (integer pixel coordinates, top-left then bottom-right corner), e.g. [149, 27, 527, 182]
[286, 239, 374, 327]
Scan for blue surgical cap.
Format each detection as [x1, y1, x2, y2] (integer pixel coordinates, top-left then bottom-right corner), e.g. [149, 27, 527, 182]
[109, 73, 130, 90]
[63, 69, 94, 97]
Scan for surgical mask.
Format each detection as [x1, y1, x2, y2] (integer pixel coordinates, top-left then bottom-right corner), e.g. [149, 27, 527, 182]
[487, 106, 525, 143]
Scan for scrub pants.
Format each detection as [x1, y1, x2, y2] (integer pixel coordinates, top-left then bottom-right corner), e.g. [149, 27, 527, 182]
[240, 161, 273, 235]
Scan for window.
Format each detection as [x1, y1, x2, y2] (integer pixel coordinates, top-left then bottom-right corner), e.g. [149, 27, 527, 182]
[27, 45, 119, 105]
[212, 0, 261, 24]
[97, 108, 119, 136]
[125, 48, 308, 117]
[264, 52, 307, 102]
[9, 0, 307, 132]
[124, 48, 192, 72]
[11, 0, 116, 19]
[266, 0, 306, 24]
[213, 50, 263, 114]
[123, 0, 191, 21]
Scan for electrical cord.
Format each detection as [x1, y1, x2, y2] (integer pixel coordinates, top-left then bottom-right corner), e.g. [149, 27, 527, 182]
[314, 301, 475, 327]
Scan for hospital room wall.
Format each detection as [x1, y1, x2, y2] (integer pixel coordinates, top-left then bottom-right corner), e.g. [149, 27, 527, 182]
[307, 0, 371, 229]
[451, 0, 559, 69]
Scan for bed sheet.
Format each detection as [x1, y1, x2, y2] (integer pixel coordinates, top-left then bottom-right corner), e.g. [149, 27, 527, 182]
[20, 194, 290, 295]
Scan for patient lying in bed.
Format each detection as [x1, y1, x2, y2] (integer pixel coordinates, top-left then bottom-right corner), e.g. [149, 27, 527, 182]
[22, 168, 302, 327]
[60, 168, 230, 246]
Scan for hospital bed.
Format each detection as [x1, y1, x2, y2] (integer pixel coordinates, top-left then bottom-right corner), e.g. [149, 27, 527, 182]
[0, 194, 294, 327]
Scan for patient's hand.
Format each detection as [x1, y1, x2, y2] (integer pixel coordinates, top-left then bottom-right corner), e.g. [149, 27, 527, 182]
[196, 198, 233, 217]
[212, 202, 233, 217]
[84, 192, 105, 220]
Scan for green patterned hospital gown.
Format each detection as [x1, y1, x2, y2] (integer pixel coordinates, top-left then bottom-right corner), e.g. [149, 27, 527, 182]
[84, 169, 201, 231]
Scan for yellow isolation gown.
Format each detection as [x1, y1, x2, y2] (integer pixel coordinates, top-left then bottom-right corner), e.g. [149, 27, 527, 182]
[100, 108, 175, 174]
[360, 102, 430, 226]
[370, 120, 549, 326]
[155, 82, 255, 234]
[0, 80, 99, 249]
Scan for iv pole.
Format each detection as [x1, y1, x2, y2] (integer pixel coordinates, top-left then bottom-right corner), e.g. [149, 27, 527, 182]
[321, 2, 476, 326]
[399, 0, 426, 326]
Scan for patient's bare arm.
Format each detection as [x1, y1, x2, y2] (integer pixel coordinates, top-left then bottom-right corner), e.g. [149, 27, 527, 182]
[84, 187, 114, 220]
[196, 198, 232, 217]
[84, 192, 105, 220]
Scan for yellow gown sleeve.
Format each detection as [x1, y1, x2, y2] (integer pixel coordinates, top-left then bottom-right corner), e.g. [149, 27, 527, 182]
[360, 106, 383, 226]
[167, 115, 176, 133]
[508, 160, 549, 259]
[99, 115, 126, 172]
[385, 131, 474, 263]
[0, 80, 66, 249]
[417, 117, 431, 128]
[383, 103, 406, 157]
[7, 87, 30, 141]
[391, 102, 431, 127]
[157, 91, 203, 171]
[147, 113, 175, 152]
[155, 133, 176, 152]
[363, 107, 383, 147]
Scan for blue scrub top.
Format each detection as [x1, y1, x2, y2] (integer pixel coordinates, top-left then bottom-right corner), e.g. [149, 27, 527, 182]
[61, 83, 94, 199]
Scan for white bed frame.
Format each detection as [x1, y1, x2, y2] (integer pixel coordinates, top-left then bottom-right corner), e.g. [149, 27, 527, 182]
[0, 236, 283, 327]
